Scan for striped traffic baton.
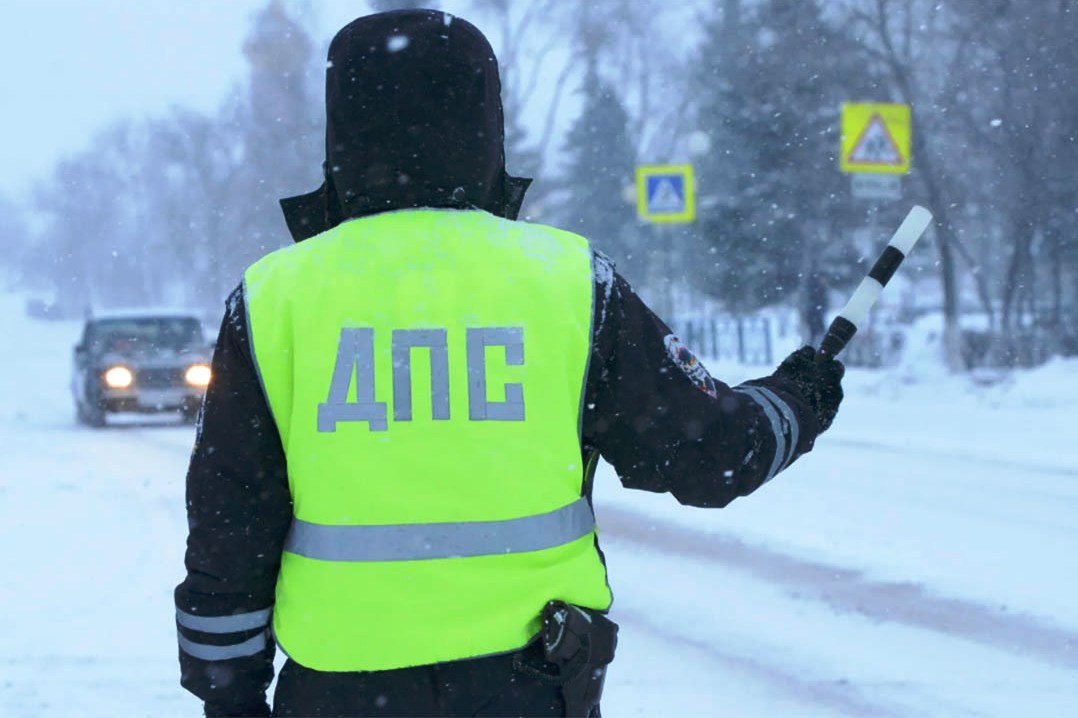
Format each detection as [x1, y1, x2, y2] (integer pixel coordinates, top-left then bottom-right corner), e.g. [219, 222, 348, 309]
[818, 205, 934, 361]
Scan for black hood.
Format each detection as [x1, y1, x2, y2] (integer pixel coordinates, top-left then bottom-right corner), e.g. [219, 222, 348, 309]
[280, 9, 531, 242]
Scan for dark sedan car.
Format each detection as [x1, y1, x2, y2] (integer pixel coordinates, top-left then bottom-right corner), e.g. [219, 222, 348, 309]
[71, 312, 212, 426]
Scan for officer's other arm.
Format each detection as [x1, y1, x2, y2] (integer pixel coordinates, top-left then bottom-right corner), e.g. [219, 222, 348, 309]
[589, 273, 831, 508]
[174, 286, 291, 717]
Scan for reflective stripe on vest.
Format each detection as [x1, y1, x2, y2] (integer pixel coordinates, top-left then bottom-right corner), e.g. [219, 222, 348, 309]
[286, 497, 595, 561]
[244, 209, 612, 672]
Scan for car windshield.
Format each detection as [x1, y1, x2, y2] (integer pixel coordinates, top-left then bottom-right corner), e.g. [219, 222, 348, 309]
[86, 317, 203, 353]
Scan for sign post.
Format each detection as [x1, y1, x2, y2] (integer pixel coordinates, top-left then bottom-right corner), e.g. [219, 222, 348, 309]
[635, 164, 696, 318]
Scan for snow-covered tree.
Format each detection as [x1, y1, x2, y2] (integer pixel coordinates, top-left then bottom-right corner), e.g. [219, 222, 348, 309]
[558, 62, 640, 280]
[691, 0, 883, 316]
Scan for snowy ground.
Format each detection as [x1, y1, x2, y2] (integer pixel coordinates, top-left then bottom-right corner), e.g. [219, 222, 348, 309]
[1, 294, 1076, 717]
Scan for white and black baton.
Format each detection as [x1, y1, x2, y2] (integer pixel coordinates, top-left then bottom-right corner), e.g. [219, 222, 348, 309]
[818, 205, 934, 361]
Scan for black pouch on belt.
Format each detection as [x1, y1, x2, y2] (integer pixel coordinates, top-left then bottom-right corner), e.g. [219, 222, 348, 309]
[540, 600, 619, 718]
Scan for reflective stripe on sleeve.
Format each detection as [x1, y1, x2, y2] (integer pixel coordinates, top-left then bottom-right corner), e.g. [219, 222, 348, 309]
[175, 607, 272, 634]
[735, 386, 787, 483]
[750, 385, 800, 471]
[286, 497, 596, 562]
[177, 630, 267, 661]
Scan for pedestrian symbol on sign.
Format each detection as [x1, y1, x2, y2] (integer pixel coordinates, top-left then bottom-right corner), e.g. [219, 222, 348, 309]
[647, 176, 685, 214]
[848, 114, 903, 166]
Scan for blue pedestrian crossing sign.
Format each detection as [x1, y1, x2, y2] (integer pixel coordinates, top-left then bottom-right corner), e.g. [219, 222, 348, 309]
[636, 164, 696, 223]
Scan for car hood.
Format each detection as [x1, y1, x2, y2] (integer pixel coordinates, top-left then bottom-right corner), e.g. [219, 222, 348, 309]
[94, 347, 210, 368]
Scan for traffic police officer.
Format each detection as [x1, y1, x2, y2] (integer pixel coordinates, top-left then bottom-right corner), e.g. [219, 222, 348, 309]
[175, 9, 844, 717]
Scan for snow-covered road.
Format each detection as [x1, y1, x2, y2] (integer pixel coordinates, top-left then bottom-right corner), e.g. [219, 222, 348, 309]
[2, 301, 1075, 717]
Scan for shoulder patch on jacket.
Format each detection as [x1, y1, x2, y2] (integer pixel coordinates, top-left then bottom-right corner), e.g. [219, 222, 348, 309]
[664, 334, 717, 398]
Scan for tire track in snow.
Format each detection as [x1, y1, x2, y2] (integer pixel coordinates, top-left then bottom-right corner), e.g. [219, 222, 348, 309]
[599, 506, 1078, 670]
[830, 437, 1078, 480]
[615, 605, 911, 718]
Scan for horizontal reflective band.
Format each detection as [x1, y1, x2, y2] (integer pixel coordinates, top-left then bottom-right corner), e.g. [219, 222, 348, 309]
[751, 386, 800, 471]
[177, 630, 267, 661]
[286, 498, 595, 562]
[176, 607, 271, 634]
[736, 386, 786, 483]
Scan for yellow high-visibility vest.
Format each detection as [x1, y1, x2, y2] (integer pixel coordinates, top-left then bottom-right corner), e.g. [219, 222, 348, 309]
[244, 209, 612, 671]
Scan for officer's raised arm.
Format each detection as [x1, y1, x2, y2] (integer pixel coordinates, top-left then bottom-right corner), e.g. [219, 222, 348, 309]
[588, 269, 843, 508]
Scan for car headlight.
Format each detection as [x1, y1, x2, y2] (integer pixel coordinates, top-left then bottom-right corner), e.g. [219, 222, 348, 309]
[185, 363, 212, 387]
[103, 365, 133, 389]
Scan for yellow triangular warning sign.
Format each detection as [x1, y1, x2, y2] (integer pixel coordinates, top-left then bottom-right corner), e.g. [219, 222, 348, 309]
[847, 114, 903, 165]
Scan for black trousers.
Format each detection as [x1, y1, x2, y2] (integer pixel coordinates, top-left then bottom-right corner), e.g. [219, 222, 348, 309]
[271, 641, 581, 717]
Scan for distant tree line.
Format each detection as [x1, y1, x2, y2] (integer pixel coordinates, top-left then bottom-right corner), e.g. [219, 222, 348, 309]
[6, 0, 1076, 368]
[14, 1, 321, 316]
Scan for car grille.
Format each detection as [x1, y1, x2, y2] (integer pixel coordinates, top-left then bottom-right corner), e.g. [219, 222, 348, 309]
[137, 367, 185, 389]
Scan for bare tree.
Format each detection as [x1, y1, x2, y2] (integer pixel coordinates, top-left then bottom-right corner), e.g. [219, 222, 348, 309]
[0, 194, 29, 288]
[30, 122, 166, 313]
[469, 0, 578, 217]
[949, 0, 1078, 360]
[146, 106, 246, 309]
[848, 0, 982, 369]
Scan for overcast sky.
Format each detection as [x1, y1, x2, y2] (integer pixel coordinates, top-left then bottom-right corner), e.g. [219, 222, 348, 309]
[0, 1, 505, 201]
[0, 1, 690, 204]
[0, 1, 259, 198]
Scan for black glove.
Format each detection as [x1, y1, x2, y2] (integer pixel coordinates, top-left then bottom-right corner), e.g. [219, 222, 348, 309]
[772, 345, 845, 432]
